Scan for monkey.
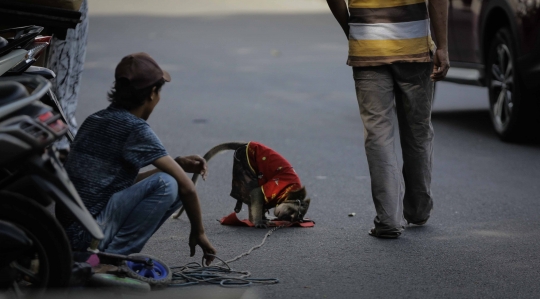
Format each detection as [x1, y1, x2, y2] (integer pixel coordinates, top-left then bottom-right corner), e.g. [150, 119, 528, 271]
[173, 142, 311, 228]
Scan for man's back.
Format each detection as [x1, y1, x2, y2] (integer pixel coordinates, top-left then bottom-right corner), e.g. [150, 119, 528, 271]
[347, 0, 435, 67]
[64, 105, 167, 218]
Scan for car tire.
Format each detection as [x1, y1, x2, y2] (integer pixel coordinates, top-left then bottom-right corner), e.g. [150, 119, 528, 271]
[486, 27, 532, 141]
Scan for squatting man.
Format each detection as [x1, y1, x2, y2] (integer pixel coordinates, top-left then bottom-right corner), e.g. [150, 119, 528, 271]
[57, 53, 216, 264]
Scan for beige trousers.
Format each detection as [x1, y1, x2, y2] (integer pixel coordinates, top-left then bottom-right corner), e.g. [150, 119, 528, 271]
[353, 63, 434, 234]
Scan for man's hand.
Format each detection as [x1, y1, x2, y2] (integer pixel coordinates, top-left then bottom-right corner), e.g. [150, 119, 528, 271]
[175, 155, 208, 180]
[189, 231, 216, 266]
[431, 48, 450, 82]
[428, 0, 449, 81]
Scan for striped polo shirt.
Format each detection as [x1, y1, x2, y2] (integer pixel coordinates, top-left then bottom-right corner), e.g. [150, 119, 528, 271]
[347, 0, 435, 67]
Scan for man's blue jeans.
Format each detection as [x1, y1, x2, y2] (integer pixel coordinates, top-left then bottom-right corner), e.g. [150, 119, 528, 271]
[95, 173, 182, 255]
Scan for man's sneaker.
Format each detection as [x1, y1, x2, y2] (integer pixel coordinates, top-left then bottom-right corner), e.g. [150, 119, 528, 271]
[368, 228, 401, 239]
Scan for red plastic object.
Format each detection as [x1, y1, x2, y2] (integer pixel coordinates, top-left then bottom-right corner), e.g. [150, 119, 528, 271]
[38, 111, 53, 122]
[48, 119, 66, 133]
[86, 254, 100, 267]
[218, 212, 315, 228]
[34, 36, 52, 43]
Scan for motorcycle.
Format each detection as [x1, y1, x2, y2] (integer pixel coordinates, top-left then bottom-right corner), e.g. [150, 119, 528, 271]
[0, 25, 75, 142]
[0, 57, 103, 296]
[0, 25, 172, 295]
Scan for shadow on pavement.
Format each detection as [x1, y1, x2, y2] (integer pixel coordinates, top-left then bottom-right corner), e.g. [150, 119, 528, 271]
[432, 109, 540, 148]
[432, 109, 493, 136]
[38, 287, 258, 299]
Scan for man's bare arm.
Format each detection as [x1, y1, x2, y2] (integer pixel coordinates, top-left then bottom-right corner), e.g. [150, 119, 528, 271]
[152, 155, 216, 264]
[428, 0, 450, 81]
[326, 0, 350, 38]
[135, 155, 207, 183]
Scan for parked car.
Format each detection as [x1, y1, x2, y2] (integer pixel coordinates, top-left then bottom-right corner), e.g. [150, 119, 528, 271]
[444, 0, 540, 141]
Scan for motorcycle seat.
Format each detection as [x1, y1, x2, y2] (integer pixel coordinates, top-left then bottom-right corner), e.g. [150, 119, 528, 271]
[0, 81, 29, 107]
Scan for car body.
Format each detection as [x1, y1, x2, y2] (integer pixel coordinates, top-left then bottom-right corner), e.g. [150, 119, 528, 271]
[444, 0, 540, 141]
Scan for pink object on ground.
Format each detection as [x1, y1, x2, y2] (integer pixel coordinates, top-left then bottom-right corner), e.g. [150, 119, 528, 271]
[218, 212, 315, 227]
[86, 254, 100, 267]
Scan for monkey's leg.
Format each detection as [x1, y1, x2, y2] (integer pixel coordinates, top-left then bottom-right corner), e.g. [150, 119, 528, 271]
[249, 188, 267, 228]
[234, 200, 243, 213]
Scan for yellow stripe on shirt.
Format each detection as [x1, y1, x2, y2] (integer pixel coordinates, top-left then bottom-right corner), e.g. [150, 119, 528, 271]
[349, 37, 431, 57]
[349, 0, 425, 9]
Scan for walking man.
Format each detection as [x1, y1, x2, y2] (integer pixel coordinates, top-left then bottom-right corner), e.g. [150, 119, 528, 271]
[326, 0, 450, 238]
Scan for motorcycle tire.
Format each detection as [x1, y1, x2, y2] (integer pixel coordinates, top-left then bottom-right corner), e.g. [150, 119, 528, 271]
[0, 191, 72, 290]
[87, 274, 151, 293]
[120, 254, 172, 289]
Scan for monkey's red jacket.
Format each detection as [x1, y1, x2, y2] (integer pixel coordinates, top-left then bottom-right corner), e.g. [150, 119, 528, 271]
[246, 141, 302, 205]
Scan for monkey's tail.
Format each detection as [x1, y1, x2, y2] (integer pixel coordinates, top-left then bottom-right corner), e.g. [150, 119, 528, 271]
[172, 142, 247, 219]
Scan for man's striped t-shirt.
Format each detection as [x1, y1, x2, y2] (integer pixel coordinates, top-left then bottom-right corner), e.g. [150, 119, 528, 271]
[347, 0, 436, 67]
[58, 105, 168, 249]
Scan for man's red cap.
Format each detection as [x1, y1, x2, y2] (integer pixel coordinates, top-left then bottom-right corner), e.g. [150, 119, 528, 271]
[114, 52, 171, 89]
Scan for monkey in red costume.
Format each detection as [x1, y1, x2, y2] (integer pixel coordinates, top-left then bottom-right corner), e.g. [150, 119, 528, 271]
[173, 142, 310, 228]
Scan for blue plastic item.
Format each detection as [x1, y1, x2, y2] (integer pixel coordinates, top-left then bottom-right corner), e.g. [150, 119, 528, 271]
[126, 258, 169, 280]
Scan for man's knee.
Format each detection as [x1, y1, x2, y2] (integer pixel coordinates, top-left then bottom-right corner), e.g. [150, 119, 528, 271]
[156, 173, 178, 203]
[403, 123, 434, 152]
[363, 124, 395, 150]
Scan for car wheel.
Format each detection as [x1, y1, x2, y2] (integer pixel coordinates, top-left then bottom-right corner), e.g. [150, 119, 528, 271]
[486, 27, 529, 141]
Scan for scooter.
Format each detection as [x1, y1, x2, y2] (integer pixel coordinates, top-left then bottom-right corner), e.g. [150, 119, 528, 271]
[0, 75, 103, 297]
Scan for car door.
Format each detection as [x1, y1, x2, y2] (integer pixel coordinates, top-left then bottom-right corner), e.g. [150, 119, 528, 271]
[449, 0, 482, 63]
[447, 0, 461, 62]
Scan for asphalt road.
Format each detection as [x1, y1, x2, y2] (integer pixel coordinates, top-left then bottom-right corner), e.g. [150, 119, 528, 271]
[74, 11, 540, 299]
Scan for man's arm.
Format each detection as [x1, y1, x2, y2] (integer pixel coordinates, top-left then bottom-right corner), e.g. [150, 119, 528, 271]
[428, 0, 450, 81]
[152, 155, 216, 265]
[326, 0, 350, 38]
[135, 155, 207, 182]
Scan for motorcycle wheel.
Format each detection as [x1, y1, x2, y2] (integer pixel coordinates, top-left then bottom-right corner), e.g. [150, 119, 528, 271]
[0, 191, 72, 295]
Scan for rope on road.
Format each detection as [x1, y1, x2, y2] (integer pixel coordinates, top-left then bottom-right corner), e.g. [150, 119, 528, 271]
[221, 225, 283, 264]
[169, 226, 283, 287]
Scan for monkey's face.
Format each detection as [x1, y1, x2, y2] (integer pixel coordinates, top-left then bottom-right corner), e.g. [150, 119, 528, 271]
[274, 197, 311, 221]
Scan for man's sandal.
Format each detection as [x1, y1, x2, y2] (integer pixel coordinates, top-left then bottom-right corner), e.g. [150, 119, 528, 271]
[368, 228, 401, 239]
[408, 219, 428, 226]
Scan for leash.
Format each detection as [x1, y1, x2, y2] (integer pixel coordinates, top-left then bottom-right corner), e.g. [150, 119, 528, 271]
[169, 226, 284, 287]
[221, 225, 283, 264]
